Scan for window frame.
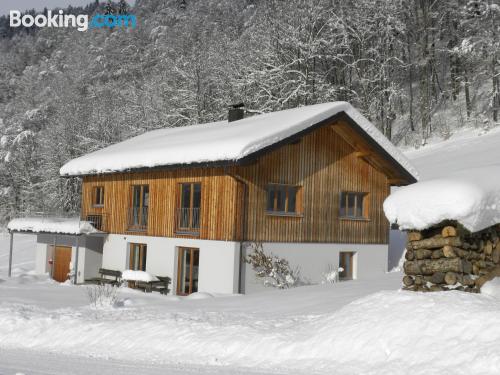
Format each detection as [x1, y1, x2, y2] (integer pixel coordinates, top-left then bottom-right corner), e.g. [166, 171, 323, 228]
[128, 184, 149, 231]
[339, 191, 369, 220]
[265, 183, 303, 216]
[92, 186, 105, 207]
[176, 182, 202, 233]
[176, 247, 200, 295]
[129, 243, 147, 271]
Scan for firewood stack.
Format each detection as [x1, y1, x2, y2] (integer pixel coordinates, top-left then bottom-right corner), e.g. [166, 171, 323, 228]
[403, 221, 500, 292]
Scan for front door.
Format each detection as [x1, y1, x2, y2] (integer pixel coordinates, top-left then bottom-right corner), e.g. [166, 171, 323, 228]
[53, 246, 72, 282]
[177, 247, 199, 295]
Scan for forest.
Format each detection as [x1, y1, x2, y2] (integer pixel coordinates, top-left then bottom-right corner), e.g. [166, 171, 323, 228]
[0, 0, 498, 222]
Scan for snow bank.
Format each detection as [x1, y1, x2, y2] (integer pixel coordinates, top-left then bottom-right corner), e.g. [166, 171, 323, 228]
[1, 290, 500, 374]
[7, 217, 99, 235]
[384, 166, 500, 232]
[121, 270, 158, 282]
[481, 278, 500, 299]
[59, 102, 418, 180]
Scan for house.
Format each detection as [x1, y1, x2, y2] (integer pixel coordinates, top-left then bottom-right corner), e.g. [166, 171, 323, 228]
[7, 102, 418, 294]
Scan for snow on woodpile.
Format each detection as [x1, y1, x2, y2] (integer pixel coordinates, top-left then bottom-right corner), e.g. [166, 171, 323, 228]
[59, 102, 418, 179]
[384, 166, 500, 232]
[7, 217, 99, 235]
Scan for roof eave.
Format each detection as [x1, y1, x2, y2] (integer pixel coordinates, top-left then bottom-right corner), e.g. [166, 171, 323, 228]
[60, 111, 417, 184]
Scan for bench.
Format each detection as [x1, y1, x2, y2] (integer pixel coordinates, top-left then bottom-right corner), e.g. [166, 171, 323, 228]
[135, 276, 171, 295]
[85, 268, 122, 286]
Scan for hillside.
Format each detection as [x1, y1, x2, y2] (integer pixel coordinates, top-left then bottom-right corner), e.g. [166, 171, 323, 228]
[405, 126, 500, 180]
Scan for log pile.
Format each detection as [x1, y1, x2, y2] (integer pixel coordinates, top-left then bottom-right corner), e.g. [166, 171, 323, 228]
[403, 221, 500, 293]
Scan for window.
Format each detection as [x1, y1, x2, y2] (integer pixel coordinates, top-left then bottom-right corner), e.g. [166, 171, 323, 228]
[177, 183, 201, 232]
[129, 243, 147, 271]
[177, 247, 199, 295]
[266, 184, 301, 214]
[339, 252, 355, 280]
[129, 185, 149, 230]
[93, 186, 104, 207]
[339, 192, 368, 219]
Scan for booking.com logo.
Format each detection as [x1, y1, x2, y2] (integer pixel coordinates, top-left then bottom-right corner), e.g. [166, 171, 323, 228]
[9, 10, 137, 32]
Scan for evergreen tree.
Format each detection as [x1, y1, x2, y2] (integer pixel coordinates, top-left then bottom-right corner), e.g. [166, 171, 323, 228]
[104, 1, 116, 15]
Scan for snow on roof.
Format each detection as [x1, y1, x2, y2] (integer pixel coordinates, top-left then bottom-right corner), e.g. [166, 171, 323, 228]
[59, 102, 419, 180]
[383, 166, 500, 232]
[7, 217, 100, 235]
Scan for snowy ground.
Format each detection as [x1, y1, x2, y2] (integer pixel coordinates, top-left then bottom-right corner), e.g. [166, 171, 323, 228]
[2, 234, 500, 374]
[404, 126, 500, 180]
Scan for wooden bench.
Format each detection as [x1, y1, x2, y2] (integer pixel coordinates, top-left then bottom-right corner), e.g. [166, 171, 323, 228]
[135, 276, 171, 295]
[85, 268, 122, 286]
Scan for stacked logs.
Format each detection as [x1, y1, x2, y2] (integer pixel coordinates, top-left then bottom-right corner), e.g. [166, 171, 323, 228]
[403, 221, 500, 292]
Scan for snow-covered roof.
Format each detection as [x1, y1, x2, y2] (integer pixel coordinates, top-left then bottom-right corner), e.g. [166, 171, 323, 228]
[383, 166, 500, 232]
[7, 217, 100, 235]
[59, 102, 419, 180]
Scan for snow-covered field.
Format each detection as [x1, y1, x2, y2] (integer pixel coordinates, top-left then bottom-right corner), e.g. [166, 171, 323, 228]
[2, 127, 500, 374]
[404, 126, 500, 180]
[2, 233, 500, 374]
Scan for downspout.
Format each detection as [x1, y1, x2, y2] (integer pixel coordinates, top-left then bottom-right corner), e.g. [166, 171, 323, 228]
[73, 235, 81, 284]
[224, 168, 249, 294]
[8, 230, 14, 277]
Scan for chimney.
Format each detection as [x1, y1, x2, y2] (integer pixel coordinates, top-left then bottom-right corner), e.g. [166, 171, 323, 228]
[228, 102, 245, 122]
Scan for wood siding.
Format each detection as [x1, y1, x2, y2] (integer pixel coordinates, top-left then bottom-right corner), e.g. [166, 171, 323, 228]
[81, 119, 391, 244]
[230, 121, 390, 244]
[81, 168, 242, 241]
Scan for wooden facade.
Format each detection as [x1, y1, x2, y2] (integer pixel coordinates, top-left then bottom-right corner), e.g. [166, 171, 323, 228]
[81, 118, 408, 245]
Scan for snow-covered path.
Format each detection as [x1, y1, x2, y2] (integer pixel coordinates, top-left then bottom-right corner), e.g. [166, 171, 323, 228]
[0, 348, 283, 375]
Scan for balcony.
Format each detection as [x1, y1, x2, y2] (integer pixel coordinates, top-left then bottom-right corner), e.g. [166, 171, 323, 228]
[83, 213, 108, 232]
[127, 207, 148, 232]
[176, 207, 200, 235]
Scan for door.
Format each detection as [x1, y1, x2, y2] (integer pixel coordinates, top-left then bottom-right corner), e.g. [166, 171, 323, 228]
[130, 185, 149, 230]
[177, 183, 201, 232]
[53, 246, 72, 283]
[177, 247, 199, 295]
[339, 252, 355, 280]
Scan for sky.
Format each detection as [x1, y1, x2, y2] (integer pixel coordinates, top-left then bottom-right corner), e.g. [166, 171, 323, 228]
[0, 0, 134, 16]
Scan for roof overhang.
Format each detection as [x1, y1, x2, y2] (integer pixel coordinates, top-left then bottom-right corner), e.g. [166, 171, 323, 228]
[61, 111, 417, 185]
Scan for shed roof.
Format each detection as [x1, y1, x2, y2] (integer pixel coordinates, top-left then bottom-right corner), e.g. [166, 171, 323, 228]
[7, 217, 100, 235]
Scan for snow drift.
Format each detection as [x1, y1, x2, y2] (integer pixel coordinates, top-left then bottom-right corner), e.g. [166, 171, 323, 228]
[384, 166, 500, 232]
[59, 102, 418, 180]
[1, 289, 500, 374]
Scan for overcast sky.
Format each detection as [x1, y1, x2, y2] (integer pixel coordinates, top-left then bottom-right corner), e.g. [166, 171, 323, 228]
[0, 0, 134, 16]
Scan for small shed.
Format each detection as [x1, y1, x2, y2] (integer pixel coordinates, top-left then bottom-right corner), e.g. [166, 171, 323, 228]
[7, 217, 104, 283]
[384, 166, 500, 292]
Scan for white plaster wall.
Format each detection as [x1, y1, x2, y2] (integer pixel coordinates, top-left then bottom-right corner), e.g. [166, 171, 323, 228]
[34, 241, 50, 275]
[198, 241, 240, 294]
[241, 242, 388, 294]
[102, 234, 240, 294]
[101, 235, 129, 271]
